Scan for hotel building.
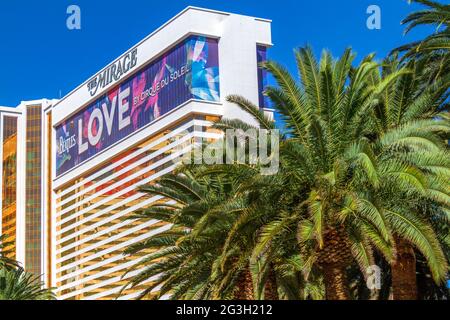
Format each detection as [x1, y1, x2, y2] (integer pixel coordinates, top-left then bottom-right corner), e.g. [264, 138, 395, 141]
[0, 7, 273, 299]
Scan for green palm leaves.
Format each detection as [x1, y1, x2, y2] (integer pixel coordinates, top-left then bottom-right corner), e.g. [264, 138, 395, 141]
[121, 171, 253, 299]
[0, 268, 55, 300]
[0, 235, 55, 300]
[398, 0, 450, 55]
[394, 0, 450, 84]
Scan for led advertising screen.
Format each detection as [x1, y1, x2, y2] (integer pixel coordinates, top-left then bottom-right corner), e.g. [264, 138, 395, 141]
[257, 45, 269, 109]
[55, 36, 220, 177]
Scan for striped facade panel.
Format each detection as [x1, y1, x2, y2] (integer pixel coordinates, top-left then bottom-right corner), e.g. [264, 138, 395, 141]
[55, 117, 220, 300]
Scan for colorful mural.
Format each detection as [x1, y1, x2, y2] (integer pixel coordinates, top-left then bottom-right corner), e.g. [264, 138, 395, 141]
[55, 36, 220, 176]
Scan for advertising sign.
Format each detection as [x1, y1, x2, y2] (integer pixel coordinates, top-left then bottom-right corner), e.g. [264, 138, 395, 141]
[55, 36, 220, 176]
[257, 45, 269, 109]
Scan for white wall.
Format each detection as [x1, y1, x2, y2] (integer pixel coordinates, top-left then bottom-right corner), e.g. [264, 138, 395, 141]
[219, 15, 272, 126]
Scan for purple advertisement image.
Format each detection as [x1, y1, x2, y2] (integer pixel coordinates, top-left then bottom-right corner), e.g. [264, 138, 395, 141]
[55, 36, 220, 177]
[257, 45, 269, 109]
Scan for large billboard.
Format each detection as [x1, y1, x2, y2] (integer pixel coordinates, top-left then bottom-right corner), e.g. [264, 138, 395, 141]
[55, 36, 220, 177]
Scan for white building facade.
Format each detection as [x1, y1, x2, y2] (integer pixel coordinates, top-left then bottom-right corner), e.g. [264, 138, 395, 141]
[0, 7, 272, 300]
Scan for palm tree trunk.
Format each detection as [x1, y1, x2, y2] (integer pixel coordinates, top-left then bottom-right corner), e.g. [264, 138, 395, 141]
[391, 237, 417, 300]
[264, 267, 278, 300]
[318, 227, 353, 300]
[322, 262, 350, 300]
[234, 266, 254, 300]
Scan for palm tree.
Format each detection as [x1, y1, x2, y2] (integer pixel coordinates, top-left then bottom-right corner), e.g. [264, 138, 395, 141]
[0, 267, 55, 300]
[226, 46, 449, 299]
[200, 106, 328, 300]
[389, 0, 450, 298]
[225, 48, 383, 299]
[122, 142, 322, 300]
[368, 56, 450, 299]
[121, 170, 257, 299]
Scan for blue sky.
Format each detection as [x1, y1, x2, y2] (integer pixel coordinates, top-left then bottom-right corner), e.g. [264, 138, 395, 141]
[0, 0, 432, 106]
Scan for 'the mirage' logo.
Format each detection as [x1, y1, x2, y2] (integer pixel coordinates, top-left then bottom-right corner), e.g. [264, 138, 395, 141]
[87, 48, 138, 97]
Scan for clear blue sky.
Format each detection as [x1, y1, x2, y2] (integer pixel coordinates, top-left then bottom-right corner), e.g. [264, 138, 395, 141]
[0, 0, 432, 106]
